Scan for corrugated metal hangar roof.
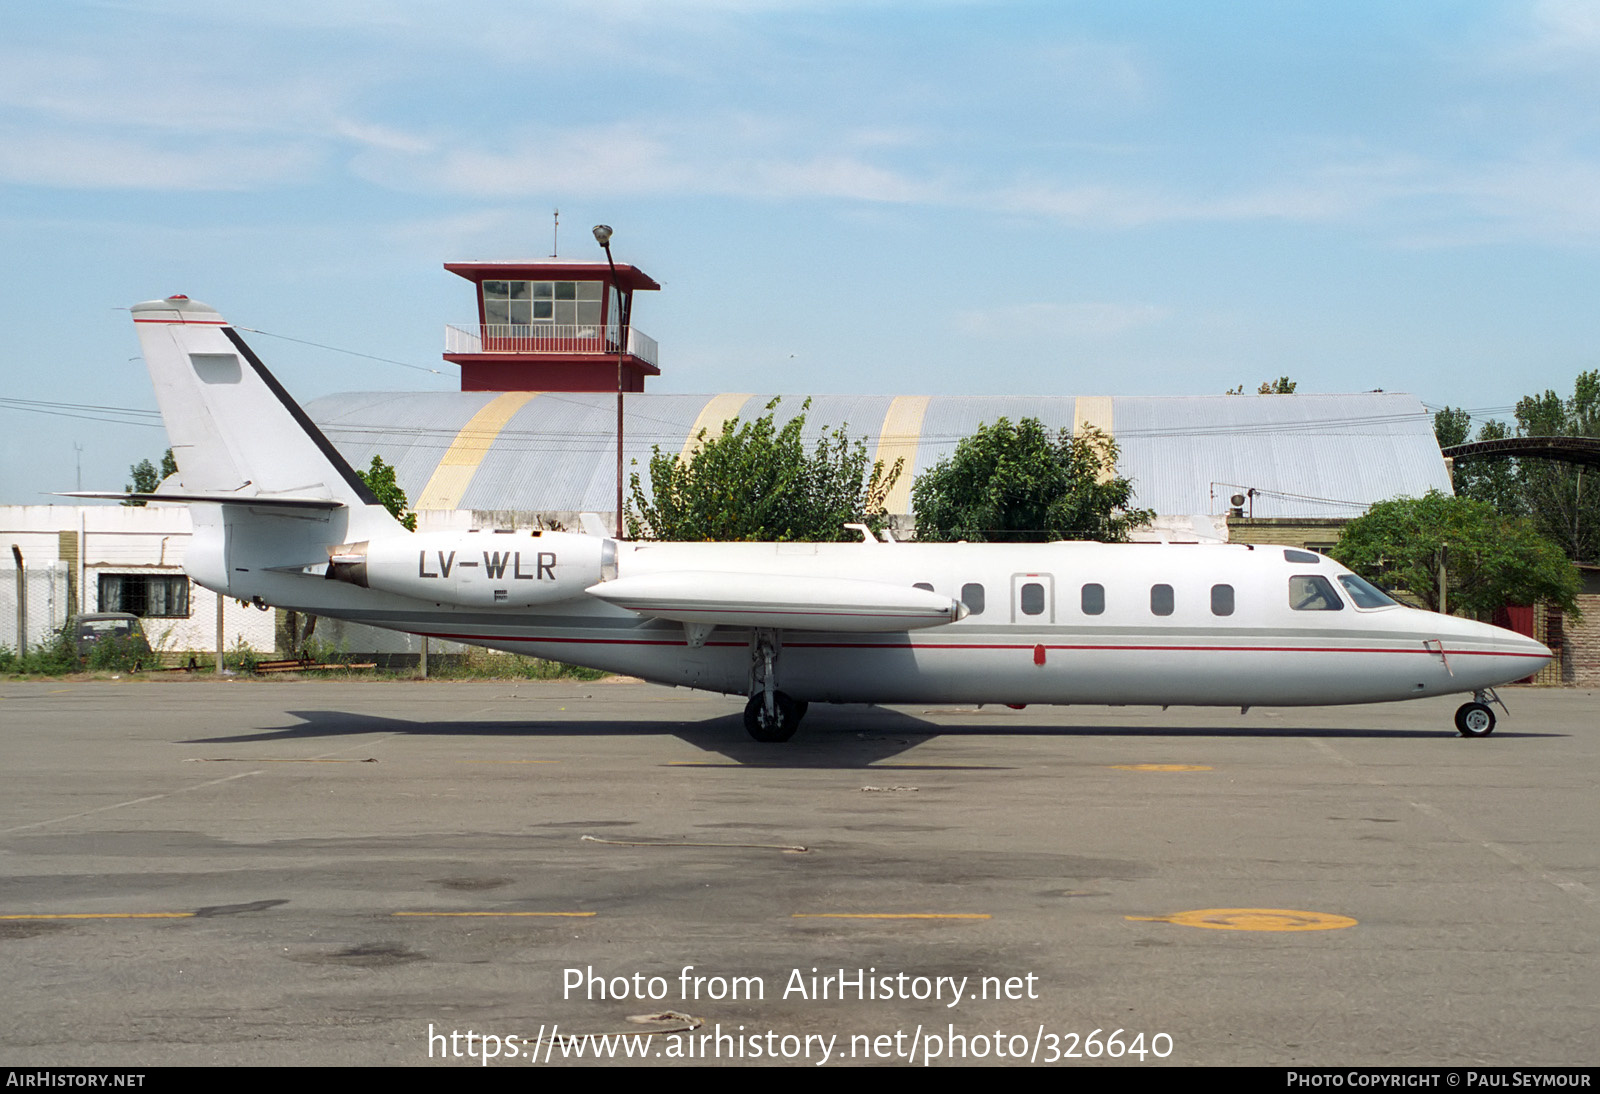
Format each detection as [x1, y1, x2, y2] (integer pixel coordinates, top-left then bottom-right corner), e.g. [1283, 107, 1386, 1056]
[302, 390, 1451, 519]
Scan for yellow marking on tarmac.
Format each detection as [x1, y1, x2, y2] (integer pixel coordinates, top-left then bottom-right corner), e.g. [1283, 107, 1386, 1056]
[415, 391, 539, 510]
[1, 913, 193, 920]
[48, 689, 71, 695]
[392, 911, 596, 918]
[792, 913, 991, 920]
[456, 760, 560, 765]
[872, 395, 931, 516]
[1110, 764, 1213, 772]
[1072, 395, 1116, 483]
[679, 393, 756, 462]
[1127, 908, 1357, 932]
[582, 834, 809, 854]
[189, 758, 370, 763]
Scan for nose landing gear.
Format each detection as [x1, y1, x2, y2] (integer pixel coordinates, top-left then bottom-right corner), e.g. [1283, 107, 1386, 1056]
[1454, 689, 1505, 737]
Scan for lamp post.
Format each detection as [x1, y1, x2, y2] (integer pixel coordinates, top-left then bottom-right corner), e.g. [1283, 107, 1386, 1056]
[593, 224, 629, 539]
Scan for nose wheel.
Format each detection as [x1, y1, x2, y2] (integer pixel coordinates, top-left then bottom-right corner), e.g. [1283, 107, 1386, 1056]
[1454, 701, 1496, 737]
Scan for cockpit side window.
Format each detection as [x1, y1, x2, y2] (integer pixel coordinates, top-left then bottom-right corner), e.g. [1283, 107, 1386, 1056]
[1284, 549, 1321, 564]
[1289, 574, 1344, 611]
[1337, 574, 1399, 609]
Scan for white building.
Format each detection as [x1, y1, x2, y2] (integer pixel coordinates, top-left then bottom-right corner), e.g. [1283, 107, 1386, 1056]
[1, 504, 273, 659]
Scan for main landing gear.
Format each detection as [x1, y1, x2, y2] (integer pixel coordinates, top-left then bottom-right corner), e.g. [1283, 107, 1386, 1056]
[743, 692, 808, 742]
[1454, 689, 1504, 738]
[744, 629, 809, 742]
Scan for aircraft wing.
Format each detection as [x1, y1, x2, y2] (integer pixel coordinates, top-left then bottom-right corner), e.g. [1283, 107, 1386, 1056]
[58, 491, 345, 510]
[585, 571, 967, 632]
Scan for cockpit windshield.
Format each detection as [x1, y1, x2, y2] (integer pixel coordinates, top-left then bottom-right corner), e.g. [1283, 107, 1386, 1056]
[1336, 573, 1400, 610]
[1289, 574, 1344, 611]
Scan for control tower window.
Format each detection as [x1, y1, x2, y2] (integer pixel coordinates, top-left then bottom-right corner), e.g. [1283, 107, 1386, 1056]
[484, 281, 605, 328]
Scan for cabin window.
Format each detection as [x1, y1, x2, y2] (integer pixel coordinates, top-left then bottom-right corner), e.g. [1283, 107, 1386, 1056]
[1150, 584, 1174, 616]
[913, 582, 934, 592]
[98, 573, 190, 618]
[1211, 584, 1234, 616]
[1020, 582, 1046, 615]
[1337, 574, 1399, 609]
[961, 583, 986, 615]
[1289, 574, 1344, 611]
[1081, 583, 1105, 615]
[1284, 549, 1321, 564]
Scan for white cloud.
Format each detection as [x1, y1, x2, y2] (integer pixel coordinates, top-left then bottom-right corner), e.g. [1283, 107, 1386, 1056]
[0, 130, 320, 190]
[1513, 0, 1600, 66]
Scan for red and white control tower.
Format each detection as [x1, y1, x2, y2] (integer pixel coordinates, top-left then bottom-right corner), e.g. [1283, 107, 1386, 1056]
[442, 260, 662, 392]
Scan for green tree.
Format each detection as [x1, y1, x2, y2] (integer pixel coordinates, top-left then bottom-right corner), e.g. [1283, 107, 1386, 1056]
[1225, 377, 1298, 395]
[122, 448, 178, 506]
[1432, 407, 1523, 515]
[1512, 371, 1600, 563]
[356, 455, 417, 531]
[626, 398, 901, 541]
[910, 418, 1153, 543]
[1330, 491, 1579, 618]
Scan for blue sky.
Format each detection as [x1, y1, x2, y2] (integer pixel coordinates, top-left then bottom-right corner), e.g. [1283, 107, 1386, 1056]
[3, 0, 1599, 502]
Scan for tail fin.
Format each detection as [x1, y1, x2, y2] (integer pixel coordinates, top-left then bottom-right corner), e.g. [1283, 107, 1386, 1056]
[131, 296, 398, 531]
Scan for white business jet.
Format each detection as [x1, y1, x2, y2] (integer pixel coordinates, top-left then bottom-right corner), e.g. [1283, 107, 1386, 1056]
[77, 296, 1552, 742]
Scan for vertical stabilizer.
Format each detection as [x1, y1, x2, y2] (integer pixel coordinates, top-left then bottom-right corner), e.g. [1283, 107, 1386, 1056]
[131, 296, 396, 524]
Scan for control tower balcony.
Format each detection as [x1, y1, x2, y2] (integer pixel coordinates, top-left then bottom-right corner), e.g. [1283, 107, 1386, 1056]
[441, 259, 663, 392]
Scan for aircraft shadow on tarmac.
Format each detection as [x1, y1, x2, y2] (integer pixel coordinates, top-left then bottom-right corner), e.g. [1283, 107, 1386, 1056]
[179, 704, 1562, 768]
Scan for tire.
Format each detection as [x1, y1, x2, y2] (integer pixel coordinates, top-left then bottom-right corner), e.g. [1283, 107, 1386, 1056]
[744, 692, 799, 743]
[1454, 701, 1495, 737]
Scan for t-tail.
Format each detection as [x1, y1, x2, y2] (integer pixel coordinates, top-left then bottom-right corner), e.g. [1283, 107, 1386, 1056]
[84, 296, 409, 598]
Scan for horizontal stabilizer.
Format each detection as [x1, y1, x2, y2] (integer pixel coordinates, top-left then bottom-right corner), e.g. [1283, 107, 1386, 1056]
[58, 491, 344, 510]
[586, 571, 967, 632]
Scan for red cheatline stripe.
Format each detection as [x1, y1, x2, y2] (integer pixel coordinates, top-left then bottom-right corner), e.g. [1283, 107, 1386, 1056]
[411, 632, 1537, 658]
[132, 318, 229, 325]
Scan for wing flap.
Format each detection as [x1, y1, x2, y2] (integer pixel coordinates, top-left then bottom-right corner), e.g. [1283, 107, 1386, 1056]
[586, 571, 966, 632]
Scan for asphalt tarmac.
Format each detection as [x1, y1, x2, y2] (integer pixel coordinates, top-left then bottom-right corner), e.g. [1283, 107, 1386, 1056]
[1, 678, 1595, 1068]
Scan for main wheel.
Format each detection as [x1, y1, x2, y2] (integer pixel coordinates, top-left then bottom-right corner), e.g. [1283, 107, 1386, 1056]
[1454, 701, 1496, 737]
[744, 692, 800, 743]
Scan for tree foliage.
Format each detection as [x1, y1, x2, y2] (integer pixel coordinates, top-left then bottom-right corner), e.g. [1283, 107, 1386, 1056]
[1433, 407, 1524, 516]
[909, 418, 1153, 542]
[356, 455, 418, 531]
[1225, 377, 1298, 395]
[626, 398, 901, 541]
[1330, 491, 1579, 619]
[1513, 370, 1600, 563]
[122, 449, 178, 506]
[1435, 371, 1600, 563]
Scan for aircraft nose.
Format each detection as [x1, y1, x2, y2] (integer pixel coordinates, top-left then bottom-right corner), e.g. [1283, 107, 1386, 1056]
[1478, 619, 1553, 673]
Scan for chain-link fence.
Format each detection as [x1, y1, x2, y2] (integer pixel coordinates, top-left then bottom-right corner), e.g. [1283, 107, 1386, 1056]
[0, 562, 71, 653]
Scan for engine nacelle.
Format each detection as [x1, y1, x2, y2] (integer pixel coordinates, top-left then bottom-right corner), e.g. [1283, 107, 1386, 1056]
[327, 531, 611, 609]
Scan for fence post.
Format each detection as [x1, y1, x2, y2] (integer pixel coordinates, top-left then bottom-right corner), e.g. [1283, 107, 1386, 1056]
[10, 545, 24, 654]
